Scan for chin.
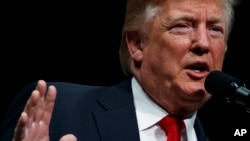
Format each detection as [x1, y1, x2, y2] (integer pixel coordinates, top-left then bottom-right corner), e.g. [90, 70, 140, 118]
[189, 89, 206, 100]
[186, 91, 211, 107]
[182, 80, 207, 99]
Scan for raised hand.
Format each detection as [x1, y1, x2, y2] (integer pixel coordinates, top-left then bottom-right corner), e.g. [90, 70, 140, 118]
[12, 80, 77, 141]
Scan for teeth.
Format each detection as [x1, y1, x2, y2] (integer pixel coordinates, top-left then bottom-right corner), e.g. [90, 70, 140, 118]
[186, 63, 208, 72]
[193, 70, 201, 72]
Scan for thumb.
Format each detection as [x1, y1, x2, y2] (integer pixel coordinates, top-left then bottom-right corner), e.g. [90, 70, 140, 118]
[59, 134, 77, 141]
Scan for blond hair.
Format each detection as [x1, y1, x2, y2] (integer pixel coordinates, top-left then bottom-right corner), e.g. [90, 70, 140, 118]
[119, 0, 239, 76]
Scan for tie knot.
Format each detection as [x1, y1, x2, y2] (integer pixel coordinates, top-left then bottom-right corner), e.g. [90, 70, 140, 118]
[159, 115, 185, 141]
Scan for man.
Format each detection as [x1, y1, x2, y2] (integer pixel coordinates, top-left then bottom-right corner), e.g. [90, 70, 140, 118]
[0, 0, 238, 140]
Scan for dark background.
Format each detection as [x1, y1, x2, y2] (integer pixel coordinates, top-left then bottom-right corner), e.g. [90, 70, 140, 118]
[1, 0, 250, 140]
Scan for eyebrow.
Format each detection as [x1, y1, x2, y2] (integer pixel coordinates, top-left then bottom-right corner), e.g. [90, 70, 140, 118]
[166, 11, 223, 25]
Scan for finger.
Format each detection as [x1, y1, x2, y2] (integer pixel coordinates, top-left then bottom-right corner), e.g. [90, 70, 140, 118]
[41, 85, 57, 125]
[33, 80, 48, 123]
[59, 134, 77, 141]
[35, 80, 47, 98]
[23, 90, 40, 128]
[23, 79, 46, 121]
[13, 112, 28, 141]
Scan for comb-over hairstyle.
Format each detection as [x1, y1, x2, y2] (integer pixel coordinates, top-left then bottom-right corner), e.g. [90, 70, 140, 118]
[119, 0, 239, 76]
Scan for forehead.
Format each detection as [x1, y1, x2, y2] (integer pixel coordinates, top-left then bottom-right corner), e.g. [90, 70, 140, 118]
[161, 0, 222, 5]
[161, 0, 222, 11]
[159, 0, 224, 19]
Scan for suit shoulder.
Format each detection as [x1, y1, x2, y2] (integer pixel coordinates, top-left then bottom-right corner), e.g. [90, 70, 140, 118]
[47, 81, 108, 93]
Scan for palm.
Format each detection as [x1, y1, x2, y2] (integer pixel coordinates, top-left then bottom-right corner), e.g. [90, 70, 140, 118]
[12, 80, 77, 141]
[12, 80, 56, 141]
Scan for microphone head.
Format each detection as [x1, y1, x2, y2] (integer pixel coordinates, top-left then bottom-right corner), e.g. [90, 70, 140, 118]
[204, 70, 243, 97]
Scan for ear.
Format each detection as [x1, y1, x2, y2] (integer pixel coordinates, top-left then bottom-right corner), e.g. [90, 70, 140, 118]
[125, 31, 143, 63]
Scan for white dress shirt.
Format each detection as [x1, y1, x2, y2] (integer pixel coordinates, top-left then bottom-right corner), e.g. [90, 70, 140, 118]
[131, 77, 198, 141]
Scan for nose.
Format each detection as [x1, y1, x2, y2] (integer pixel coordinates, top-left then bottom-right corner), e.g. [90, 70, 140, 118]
[190, 26, 210, 55]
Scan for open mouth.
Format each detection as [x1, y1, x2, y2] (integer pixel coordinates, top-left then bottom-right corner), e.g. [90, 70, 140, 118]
[185, 62, 209, 79]
[188, 63, 209, 72]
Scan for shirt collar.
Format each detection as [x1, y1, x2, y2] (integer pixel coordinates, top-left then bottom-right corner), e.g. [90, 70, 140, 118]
[131, 76, 197, 133]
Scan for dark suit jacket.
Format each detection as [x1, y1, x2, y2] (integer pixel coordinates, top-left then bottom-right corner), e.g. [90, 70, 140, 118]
[0, 78, 209, 141]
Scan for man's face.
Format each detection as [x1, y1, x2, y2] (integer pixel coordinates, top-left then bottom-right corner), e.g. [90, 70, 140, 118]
[134, 0, 227, 116]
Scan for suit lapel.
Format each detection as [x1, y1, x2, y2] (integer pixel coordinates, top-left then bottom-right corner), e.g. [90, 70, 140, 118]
[194, 117, 210, 141]
[93, 78, 209, 141]
[94, 105, 140, 141]
[94, 78, 140, 141]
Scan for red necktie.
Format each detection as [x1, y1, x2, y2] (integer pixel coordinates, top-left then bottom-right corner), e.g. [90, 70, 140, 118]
[159, 115, 185, 141]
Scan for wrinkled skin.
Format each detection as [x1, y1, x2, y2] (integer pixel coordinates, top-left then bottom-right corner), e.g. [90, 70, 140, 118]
[127, 0, 226, 117]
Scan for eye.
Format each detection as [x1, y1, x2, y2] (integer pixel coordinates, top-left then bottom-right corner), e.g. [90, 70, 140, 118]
[208, 25, 224, 37]
[169, 23, 192, 34]
[210, 27, 221, 32]
[174, 23, 190, 29]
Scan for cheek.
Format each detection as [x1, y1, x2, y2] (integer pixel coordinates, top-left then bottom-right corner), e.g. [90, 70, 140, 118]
[213, 46, 226, 69]
[142, 31, 191, 73]
[158, 38, 190, 66]
[162, 35, 191, 58]
[143, 41, 185, 77]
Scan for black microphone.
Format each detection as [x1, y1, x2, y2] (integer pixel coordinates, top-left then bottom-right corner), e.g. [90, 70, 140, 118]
[205, 70, 250, 113]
